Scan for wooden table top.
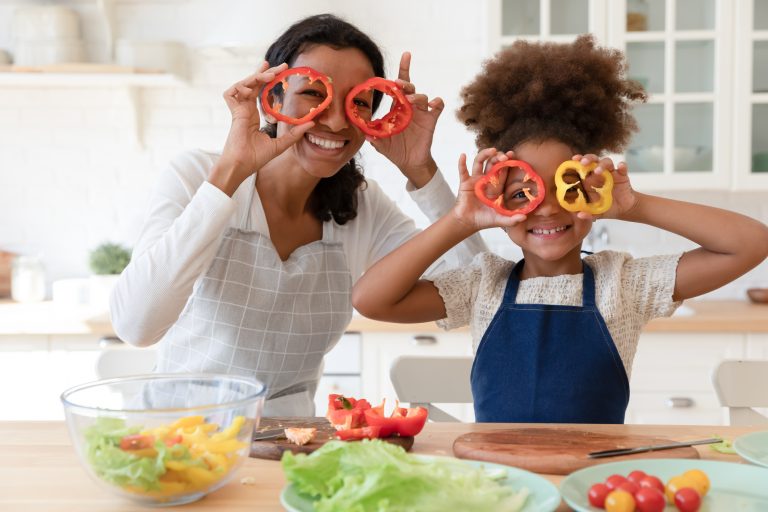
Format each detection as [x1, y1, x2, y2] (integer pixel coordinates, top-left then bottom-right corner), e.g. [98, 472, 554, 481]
[0, 421, 759, 511]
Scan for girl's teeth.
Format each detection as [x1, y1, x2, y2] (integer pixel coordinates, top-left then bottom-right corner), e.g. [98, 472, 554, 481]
[532, 226, 566, 235]
[307, 134, 344, 149]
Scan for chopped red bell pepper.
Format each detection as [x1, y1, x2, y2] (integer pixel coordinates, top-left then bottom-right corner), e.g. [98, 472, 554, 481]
[260, 66, 333, 125]
[119, 434, 155, 451]
[474, 159, 545, 216]
[554, 160, 614, 214]
[344, 77, 413, 138]
[363, 399, 428, 438]
[334, 426, 382, 441]
[326, 394, 372, 431]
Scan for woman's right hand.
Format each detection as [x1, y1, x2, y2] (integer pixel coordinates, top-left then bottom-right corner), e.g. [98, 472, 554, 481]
[209, 61, 314, 196]
[453, 148, 528, 231]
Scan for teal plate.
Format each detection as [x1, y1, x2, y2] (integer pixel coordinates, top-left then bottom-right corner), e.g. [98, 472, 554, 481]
[280, 455, 560, 512]
[734, 430, 768, 468]
[561, 459, 768, 511]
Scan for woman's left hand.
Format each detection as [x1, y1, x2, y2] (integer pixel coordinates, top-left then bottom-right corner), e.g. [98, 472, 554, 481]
[572, 154, 639, 220]
[367, 52, 444, 188]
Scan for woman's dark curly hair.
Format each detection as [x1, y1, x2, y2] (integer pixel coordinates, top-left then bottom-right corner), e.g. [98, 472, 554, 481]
[457, 35, 647, 155]
[262, 13, 386, 225]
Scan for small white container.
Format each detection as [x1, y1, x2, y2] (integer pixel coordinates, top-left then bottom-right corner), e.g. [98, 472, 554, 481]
[12, 6, 81, 41]
[11, 256, 46, 303]
[115, 39, 187, 77]
[14, 39, 85, 66]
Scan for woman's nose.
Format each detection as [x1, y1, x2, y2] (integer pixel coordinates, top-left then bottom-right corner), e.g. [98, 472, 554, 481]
[317, 99, 348, 132]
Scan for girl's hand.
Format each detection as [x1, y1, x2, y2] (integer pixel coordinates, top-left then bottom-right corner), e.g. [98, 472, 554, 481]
[211, 61, 314, 193]
[453, 148, 527, 230]
[367, 52, 444, 188]
[571, 154, 639, 220]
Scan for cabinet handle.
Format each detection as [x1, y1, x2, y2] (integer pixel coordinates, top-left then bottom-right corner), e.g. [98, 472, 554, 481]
[98, 336, 124, 348]
[412, 335, 437, 346]
[665, 397, 694, 408]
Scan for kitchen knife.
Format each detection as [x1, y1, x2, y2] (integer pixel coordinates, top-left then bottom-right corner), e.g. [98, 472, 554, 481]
[252, 428, 286, 441]
[587, 437, 722, 458]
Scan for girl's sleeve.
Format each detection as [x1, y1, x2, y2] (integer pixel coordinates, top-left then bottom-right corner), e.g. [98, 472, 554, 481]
[431, 254, 486, 330]
[109, 151, 237, 347]
[620, 252, 684, 322]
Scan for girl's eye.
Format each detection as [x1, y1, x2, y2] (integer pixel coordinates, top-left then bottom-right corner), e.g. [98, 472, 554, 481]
[511, 190, 527, 200]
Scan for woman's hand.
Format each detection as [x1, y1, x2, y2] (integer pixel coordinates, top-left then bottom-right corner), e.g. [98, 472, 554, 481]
[209, 61, 314, 196]
[572, 154, 639, 220]
[367, 52, 444, 188]
[452, 148, 528, 231]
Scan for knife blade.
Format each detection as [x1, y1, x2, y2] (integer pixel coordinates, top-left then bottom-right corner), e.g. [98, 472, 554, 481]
[587, 437, 722, 459]
[252, 428, 286, 441]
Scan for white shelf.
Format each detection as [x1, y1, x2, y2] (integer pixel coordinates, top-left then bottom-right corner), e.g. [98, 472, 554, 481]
[0, 65, 184, 88]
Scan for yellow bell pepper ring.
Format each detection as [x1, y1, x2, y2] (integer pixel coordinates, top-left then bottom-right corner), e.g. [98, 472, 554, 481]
[554, 160, 614, 215]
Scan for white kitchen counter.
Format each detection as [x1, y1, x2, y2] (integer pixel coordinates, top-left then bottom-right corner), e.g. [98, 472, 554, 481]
[1, 298, 767, 337]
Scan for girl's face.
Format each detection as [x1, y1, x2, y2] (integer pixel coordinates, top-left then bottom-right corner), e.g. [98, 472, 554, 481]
[503, 139, 594, 266]
[275, 44, 374, 178]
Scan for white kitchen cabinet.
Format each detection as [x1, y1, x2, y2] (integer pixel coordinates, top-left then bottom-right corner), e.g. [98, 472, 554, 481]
[313, 333, 362, 415]
[490, 0, 768, 190]
[626, 332, 745, 424]
[361, 331, 475, 422]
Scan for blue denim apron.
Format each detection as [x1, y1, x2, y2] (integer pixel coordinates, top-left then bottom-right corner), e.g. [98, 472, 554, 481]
[470, 260, 629, 423]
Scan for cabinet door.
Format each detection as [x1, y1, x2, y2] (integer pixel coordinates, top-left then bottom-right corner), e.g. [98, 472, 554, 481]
[734, 0, 768, 187]
[627, 332, 745, 424]
[491, 0, 608, 48]
[361, 332, 475, 422]
[616, 0, 732, 189]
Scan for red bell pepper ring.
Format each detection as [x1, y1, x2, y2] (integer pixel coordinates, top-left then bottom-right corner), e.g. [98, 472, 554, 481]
[326, 394, 372, 431]
[335, 426, 382, 441]
[119, 434, 155, 451]
[474, 159, 545, 216]
[363, 399, 429, 437]
[260, 66, 333, 125]
[344, 77, 413, 138]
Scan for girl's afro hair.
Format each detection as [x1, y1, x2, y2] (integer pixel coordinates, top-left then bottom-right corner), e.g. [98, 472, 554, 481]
[457, 35, 647, 155]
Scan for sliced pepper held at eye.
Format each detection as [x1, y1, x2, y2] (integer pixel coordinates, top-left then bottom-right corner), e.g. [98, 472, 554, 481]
[554, 160, 614, 215]
[260, 66, 334, 125]
[344, 77, 413, 138]
[474, 160, 545, 216]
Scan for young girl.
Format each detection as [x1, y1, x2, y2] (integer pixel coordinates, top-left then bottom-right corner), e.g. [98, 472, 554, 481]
[352, 35, 768, 424]
[109, 14, 485, 416]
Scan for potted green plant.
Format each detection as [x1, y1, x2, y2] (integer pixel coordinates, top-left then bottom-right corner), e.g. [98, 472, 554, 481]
[88, 242, 131, 311]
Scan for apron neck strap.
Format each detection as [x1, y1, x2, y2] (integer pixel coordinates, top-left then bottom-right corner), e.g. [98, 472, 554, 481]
[501, 258, 597, 307]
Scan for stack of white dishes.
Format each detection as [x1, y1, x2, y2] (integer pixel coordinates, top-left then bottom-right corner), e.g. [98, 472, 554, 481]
[12, 6, 86, 66]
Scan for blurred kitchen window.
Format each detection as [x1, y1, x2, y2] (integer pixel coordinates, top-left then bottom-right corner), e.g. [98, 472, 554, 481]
[753, 41, 768, 93]
[626, 104, 665, 173]
[752, 104, 768, 173]
[627, 0, 665, 32]
[674, 103, 713, 171]
[502, 0, 540, 35]
[675, 40, 715, 93]
[755, 0, 768, 30]
[675, 0, 715, 30]
[627, 42, 665, 95]
[550, 0, 588, 35]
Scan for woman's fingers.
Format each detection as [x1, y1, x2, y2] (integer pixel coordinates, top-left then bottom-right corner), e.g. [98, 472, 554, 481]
[398, 52, 412, 83]
[273, 121, 314, 155]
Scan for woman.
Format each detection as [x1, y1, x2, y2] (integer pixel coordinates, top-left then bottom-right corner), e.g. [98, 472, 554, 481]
[110, 14, 485, 416]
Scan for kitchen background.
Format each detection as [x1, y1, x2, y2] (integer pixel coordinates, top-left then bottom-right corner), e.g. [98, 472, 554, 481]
[0, 0, 766, 303]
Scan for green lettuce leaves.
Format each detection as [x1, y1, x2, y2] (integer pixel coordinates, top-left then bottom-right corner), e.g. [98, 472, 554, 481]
[282, 439, 529, 512]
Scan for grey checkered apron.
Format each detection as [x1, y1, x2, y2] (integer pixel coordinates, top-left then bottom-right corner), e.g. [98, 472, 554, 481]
[156, 186, 352, 416]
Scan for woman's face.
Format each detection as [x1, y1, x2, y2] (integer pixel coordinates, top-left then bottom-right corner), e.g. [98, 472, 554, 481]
[503, 139, 594, 264]
[275, 44, 374, 178]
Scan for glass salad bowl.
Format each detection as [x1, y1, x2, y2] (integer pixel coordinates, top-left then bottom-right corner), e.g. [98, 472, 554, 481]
[61, 373, 266, 506]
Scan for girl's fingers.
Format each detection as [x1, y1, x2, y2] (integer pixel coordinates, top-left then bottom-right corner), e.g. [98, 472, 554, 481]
[471, 148, 497, 176]
[580, 153, 599, 165]
[505, 150, 516, 160]
[616, 161, 629, 176]
[572, 154, 583, 162]
[577, 211, 596, 221]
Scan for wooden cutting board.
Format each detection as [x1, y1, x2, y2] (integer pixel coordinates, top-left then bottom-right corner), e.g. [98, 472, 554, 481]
[250, 417, 414, 461]
[453, 427, 700, 475]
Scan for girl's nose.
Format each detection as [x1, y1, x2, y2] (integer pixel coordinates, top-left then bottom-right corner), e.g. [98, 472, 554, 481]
[532, 185, 562, 216]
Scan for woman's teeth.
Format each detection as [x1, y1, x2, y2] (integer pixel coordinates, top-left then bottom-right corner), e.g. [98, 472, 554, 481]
[307, 133, 345, 149]
[531, 226, 567, 235]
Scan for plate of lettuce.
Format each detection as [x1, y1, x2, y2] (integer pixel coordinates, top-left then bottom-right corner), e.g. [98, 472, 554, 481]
[280, 439, 560, 512]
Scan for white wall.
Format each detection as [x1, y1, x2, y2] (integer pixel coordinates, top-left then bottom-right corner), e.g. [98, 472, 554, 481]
[0, 0, 766, 301]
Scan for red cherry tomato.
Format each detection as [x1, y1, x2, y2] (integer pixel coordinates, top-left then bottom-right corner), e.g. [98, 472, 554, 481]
[588, 482, 611, 508]
[638, 475, 665, 494]
[619, 480, 640, 496]
[674, 487, 702, 512]
[627, 470, 647, 485]
[605, 489, 636, 512]
[634, 487, 666, 512]
[606, 474, 629, 491]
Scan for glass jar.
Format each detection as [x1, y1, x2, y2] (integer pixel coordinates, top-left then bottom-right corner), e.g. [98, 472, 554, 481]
[627, 0, 649, 31]
[11, 255, 46, 302]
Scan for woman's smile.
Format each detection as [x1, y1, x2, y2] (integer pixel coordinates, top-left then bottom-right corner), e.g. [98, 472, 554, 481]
[305, 132, 348, 152]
